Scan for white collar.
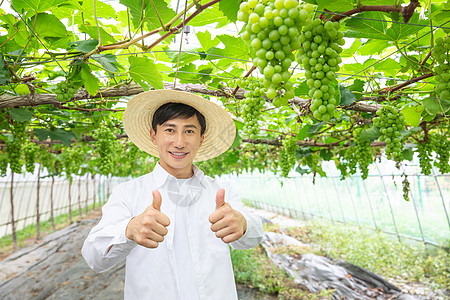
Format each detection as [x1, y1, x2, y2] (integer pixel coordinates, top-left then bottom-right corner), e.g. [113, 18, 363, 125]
[152, 162, 207, 190]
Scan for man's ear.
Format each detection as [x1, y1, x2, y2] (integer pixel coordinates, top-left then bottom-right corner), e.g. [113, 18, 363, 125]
[200, 134, 205, 147]
[149, 127, 157, 144]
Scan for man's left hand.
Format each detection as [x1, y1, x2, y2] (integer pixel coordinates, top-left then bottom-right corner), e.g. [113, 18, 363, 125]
[209, 188, 247, 244]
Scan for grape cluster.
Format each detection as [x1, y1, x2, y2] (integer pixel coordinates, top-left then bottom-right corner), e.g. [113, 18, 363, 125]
[337, 148, 357, 180]
[54, 80, 78, 101]
[432, 36, 450, 101]
[402, 174, 410, 201]
[297, 19, 344, 121]
[417, 137, 435, 175]
[238, 0, 314, 103]
[372, 105, 406, 161]
[94, 125, 119, 175]
[279, 135, 297, 177]
[61, 145, 84, 180]
[354, 134, 373, 180]
[0, 152, 8, 177]
[5, 121, 28, 174]
[39, 147, 57, 174]
[434, 135, 450, 174]
[23, 141, 38, 173]
[238, 78, 267, 138]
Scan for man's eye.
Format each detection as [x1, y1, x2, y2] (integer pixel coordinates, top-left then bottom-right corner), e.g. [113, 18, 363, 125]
[166, 128, 174, 132]
[186, 130, 194, 134]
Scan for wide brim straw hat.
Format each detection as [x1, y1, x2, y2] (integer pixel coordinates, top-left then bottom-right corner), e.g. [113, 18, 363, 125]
[123, 90, 236, 162]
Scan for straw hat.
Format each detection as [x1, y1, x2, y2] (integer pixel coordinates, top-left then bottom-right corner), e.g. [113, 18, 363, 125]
[123, 90, 236, 162]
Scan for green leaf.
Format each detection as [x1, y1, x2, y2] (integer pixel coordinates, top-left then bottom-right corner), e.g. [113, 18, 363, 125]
[80, 64, 100, 96]
[339, 84, 356, 106]
[11, 0, 68, 12]
[401, 148, 414, 161]
[347, 79, 365, 100]
[81, 0, 117, 19]
[297, 125, 311, 140]
[189, 6, 228, 27]
[33, 13, 68, 38]
[0, 54, 12, 84]
[386, 13, 427, 41]
[197, 31, 220, 51]
[295, 165, 310, 175]
[422, 97, 450, 115]
[357, 39, 390, 56]
[15, 84, 31, 95]
[10, 108, 33, 122]
[316, 0, 354, 12]
[120, 0, 176, 31]
[341, 39, 362, 58]
[359, 127, 381, 141]
[79, 24, 116, 44]
[207, 35, 249, 60]
[295, 80, 310, 96]
[34, 128, 76, 146]
[344, 12, 390, 40]
[219, 0, 240, 23]
[69, 40, 98, 53]
[307, 121, 325, 133]
[295, 147, 313, 159]
[91, 54, 119, 73]
[401, 105, 423, 127]
[128, 56, 164, 90]
[320, 149, 333, 161]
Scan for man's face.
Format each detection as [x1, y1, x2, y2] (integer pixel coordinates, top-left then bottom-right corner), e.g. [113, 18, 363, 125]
[150, 115, 204, 179]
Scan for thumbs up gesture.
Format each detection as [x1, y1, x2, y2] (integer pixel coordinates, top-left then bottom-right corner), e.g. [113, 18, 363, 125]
[125, 190, 170, 248]
[209, 188, 247, 244]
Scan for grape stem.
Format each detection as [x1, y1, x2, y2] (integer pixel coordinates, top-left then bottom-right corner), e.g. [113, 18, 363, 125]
[232, 66, 257, 96]
[326, 0, 420, 23]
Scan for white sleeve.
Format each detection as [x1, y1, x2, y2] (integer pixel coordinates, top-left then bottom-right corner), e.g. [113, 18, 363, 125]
[81, 186, 137, 273]
[222, 182, 264, 250]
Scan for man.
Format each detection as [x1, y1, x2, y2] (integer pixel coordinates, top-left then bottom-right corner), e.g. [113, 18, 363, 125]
[82, 90, 264, 300]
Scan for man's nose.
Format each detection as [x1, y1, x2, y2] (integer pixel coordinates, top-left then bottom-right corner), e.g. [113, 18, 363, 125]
[173, 132, 186, 148]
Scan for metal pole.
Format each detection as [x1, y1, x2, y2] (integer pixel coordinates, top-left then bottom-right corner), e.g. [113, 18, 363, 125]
[332, 178, 346, 223]
[408, 181, 426, 245]
[432, 167, 450, 230]
[376, 162, 401, 242]
[10, 172, 17, 250]
[346, 179, 360, 227]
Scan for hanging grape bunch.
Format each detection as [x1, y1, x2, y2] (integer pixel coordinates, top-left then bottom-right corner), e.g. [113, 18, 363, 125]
[5, 121, 28, 174]
[435, 134, 450, 174]
[297, 19, 344, 121]
[238, 78, 267, 138]
[94, 125, 119, 175]
[23, 141, 38, 173]
[238, 0, 314, 106]
[353, 132, 373, 180]
[372, 105, 406, 161]
[279, 135, 297, 177]
[432, 36, 450, 101]
[417, 136, 436, 175]
[54, 80, 78, 101]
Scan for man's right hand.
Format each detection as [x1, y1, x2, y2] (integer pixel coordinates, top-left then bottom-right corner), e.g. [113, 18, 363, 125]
[125, 190, 170, 248]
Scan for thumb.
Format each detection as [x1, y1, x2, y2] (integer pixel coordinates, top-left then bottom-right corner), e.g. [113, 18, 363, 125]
[215, 188, 225, 210]
[152, 190, 162, 211]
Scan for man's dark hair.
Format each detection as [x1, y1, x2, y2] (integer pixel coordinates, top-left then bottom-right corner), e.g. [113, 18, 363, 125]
[152, 102, 206, 135]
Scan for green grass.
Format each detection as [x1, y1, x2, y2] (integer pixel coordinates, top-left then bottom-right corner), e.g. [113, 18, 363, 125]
[285, 220, 450, 290]
[0, 203, 100, 254]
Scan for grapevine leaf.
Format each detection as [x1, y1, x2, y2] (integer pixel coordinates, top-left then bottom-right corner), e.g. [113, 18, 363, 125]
[11, 0, 68, 12]
[401, 105, 423, 127]
[197, 31, 220, 51]
[207, 35, 249, 60]
[189, 6, 228, 27]
[401, 148, 414, 161]
[341, 39, 362, 58]
[128, 56, 164, 90]
[79, 24, 116, 44]
[91, 54, 119, 73]
[295, 80, 310, 96]
[295, 147, 313, 159]
[347, 79, 365, 100]
[386, 13, 427, 41]
[34, 128, 76, 146]
[307, 122, 325, 133]
[120, 0, 176, 31]
[15, 84, 31, 95]
[80, 64, 100, 96]
[69, 39, 98, 53]
[344, 12, 390, 40]
[315, 0, 353, 12]
[0, 53, 12, 84]
[422, 97, 450, 115]
[10, 108, 33, 122]
[295, 165, 310, 175]
[320, 149, 333, 161]
[297, 125, 311, 140]
[357, 40, 390, 56]
[339, 84, 356, 106]
[34, 13, 68, 38]
[218, 0, 240, 23]
[359, 127, 381, 141]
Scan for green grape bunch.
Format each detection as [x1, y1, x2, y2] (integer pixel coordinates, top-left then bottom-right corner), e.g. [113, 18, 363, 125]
[354, 133, 373, 180]
[54, 80, 78, 101]
[432, 36, 450, 101]
[237, 78, 267, 138]
[61, 145, 85, 181]
[279, 135, 297, 177]
[23, 141, 38, 173]
[372, 105, 406, 161]
[0, 151, 7, 177]
[238, 0, 314, 105]
[94, 125, 119, 175]
[435, 135, 450, 174]
[297, 19, 344, 121]
[5, 121, 28, 174]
